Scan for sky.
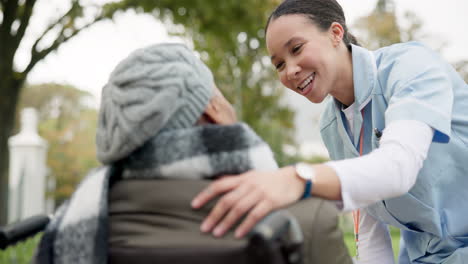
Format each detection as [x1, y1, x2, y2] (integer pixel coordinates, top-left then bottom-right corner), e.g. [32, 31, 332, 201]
[18, 0, 468, 157]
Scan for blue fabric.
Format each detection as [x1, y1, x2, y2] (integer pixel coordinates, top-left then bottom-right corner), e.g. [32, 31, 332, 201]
[320, 42, 468, 263]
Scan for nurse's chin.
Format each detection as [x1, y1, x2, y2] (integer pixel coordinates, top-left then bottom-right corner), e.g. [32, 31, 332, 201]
[305, 94, 328, 104]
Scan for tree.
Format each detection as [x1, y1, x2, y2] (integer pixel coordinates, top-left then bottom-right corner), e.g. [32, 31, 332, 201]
[0, 0, 121, 224]
[353, 0, 434, 50]
[40, 109, 99, 206]
[17, 83, 93, 128]
[0, 0, 294, 224]
[353, 0, 404, 50]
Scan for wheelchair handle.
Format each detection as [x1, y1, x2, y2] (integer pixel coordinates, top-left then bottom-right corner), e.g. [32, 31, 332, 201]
[0, 214, 51, 250]
[249, 210, 304, 264]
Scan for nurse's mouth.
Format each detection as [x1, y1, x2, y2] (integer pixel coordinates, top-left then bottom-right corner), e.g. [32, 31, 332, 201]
[297, 72, 315, 95]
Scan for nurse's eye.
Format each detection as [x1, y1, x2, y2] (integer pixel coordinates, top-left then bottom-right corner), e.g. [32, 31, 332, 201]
[275, 61, 285, 71]
[291, 44, 302, 54]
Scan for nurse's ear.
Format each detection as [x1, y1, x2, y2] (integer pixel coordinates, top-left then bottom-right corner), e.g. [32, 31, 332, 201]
[329, 22, 345, 47]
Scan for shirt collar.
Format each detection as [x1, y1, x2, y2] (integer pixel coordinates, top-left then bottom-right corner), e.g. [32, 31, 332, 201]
[350, 44, 377, 110]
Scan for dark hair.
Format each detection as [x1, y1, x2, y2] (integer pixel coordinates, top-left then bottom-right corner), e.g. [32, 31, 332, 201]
[266, 0, 359, 50]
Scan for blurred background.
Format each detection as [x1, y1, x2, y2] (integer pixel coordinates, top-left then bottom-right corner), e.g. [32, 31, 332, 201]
[1, 0, 467, 262]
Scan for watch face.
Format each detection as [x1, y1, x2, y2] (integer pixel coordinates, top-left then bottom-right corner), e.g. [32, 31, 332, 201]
[296, 163, 313, 181]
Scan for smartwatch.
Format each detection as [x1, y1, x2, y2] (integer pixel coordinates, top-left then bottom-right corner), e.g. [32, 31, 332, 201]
[294, 163, 316, 199]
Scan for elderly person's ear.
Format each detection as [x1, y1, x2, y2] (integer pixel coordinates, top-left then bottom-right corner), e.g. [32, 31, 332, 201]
[201, 86, 237, 125]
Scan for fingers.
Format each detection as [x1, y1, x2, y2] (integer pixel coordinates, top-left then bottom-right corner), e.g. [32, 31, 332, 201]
[193, 170, 287, 239]
[191, 176, 241, 209]
[200, 184, 249, 234]
[234, 201, 273, 238]
[211, 189, 261, 237]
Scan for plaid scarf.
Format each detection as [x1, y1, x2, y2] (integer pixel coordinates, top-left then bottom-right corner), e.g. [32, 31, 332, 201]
[34, 123, 277, 264]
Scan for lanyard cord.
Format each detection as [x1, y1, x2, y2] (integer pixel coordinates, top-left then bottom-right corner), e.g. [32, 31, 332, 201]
[353, 209, 361, 259]
[352, 110, 365, 260]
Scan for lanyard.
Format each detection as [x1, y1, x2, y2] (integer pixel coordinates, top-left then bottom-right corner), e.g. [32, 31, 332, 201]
[352, 48, 377, 260]
[352, 110, 365, 259]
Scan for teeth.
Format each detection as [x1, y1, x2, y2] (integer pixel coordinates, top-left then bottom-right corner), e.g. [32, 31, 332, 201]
[298, 73, 315, 90]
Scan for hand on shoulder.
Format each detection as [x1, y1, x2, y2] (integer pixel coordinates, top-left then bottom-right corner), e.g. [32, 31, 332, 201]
[191, 166, 304, 238]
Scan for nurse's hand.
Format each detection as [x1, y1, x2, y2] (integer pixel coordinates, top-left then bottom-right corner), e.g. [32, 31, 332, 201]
[191, 166, 304, 238]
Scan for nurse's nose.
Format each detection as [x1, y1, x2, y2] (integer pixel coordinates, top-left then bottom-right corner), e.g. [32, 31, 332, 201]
[286, 64, 301, 80]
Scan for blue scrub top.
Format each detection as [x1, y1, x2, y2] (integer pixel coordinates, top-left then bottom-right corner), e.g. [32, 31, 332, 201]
[320, 42, 468, 263]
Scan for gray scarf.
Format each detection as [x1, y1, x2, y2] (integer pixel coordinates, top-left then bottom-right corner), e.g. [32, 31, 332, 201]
[34, 123, 277, 264]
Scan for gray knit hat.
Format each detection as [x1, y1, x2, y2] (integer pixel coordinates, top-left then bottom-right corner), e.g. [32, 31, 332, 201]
[96, 43, 214, 164]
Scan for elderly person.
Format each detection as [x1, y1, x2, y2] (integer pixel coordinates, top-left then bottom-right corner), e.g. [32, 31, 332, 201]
[34, 43, 351, 264]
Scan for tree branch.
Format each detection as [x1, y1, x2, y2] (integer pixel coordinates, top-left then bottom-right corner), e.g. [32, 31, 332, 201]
[13, 0, 36, 50]
[29, 0, 80, 56]
[23, 15, 106, 75]
[22, 0, 129, 76]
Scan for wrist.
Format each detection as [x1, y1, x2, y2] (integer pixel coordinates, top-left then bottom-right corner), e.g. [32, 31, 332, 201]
[281, 166, 306, 201]
[310, 164, 342, 201]
[293, 163, 316, 199]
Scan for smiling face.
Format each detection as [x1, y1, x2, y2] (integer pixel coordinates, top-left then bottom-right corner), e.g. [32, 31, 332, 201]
[266, 14, 352, 104]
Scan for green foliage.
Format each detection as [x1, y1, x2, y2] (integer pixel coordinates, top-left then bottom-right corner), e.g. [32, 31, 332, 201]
[0, 233, 41, 264]
[353, 0, 402, 49]
[17, 83, 92, 127]
[342, 227, 400, 260]
[303, 155, 330, 164]
[39, 109, 99, 205]
[353, 0, 429, 50]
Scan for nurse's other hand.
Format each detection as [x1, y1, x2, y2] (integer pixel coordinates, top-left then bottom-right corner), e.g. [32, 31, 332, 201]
[191, 166, 304, 238]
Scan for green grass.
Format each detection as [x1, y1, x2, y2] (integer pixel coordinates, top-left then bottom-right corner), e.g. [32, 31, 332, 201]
[343, 227, 401, 261]
[0, 234, 41, 264]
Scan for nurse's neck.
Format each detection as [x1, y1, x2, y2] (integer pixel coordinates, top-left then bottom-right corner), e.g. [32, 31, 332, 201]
[331, 47, 354, 107]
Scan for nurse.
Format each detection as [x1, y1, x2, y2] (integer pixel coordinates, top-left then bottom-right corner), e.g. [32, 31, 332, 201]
[191, 0, 468, 263]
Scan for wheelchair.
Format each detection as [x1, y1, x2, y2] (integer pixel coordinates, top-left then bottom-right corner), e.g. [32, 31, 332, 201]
[1, 209, 304, 264]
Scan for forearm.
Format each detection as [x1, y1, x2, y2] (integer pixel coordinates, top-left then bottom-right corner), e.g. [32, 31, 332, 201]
[310, 164, 342, 200]
[285, 163, 342, 201]
[291, 120, 434, 210]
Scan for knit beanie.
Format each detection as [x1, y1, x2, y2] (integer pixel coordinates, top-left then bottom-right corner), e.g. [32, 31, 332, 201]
[96, 43, 214, 164]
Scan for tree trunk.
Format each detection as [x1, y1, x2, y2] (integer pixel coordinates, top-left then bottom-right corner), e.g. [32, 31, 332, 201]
[0, 77, 23, 225]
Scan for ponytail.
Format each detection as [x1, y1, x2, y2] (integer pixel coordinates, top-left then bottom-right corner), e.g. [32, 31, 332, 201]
[345, 32, 360, 51]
